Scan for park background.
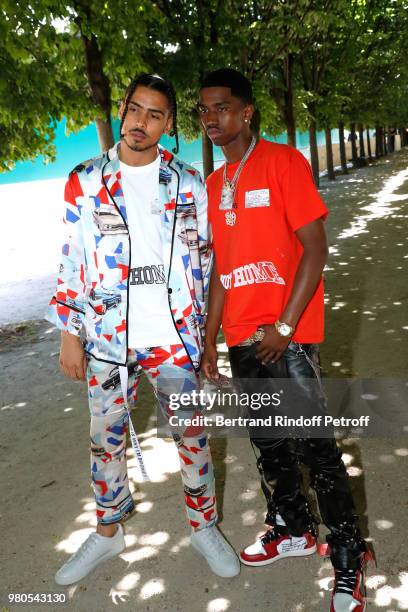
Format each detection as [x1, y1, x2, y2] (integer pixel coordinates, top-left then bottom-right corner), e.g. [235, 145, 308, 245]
[1, 2, 408, 611]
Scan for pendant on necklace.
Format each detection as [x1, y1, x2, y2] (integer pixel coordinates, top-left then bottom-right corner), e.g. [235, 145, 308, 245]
[220, 183, 234, 210]
[225, 210, 237, 226]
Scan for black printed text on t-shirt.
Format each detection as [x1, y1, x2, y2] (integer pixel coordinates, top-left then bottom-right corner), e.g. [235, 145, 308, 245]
[130, 265, 166, 285]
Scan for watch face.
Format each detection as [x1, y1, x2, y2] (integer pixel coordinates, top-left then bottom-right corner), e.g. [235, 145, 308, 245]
[280, 324, 291, 336]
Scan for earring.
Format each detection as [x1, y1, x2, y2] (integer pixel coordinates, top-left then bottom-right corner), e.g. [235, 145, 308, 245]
[244, 118, 249, 123]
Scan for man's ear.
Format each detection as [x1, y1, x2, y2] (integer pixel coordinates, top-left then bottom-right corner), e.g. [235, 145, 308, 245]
[118, 101, 125, 119]
[165, 115, 174, 136]
[243, 103, 255, 123]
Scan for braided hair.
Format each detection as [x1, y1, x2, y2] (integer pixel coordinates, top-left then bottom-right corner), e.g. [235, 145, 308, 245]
[120, 73, 179, 154]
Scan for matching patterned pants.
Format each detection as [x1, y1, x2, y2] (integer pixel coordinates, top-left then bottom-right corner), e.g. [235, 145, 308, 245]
[86, 344, 217, 529]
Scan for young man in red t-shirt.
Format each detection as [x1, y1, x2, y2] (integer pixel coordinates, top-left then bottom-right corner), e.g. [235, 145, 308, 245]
[199, 69, 369, 612]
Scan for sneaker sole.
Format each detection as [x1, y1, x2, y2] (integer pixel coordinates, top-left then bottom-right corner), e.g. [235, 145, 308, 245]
[55, 540, 125, 585]
[330, 599, 366, 612]
[240, 544, 317, 567]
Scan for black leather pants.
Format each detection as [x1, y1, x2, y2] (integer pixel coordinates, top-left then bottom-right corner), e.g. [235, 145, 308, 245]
[229, 341, 366, 569]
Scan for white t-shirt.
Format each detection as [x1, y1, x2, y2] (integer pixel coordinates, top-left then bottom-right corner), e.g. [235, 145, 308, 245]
[120, 155, 180, 348]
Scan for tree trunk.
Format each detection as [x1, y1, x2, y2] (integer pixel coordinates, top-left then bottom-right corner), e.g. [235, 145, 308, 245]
[383, 127, 388, 155]
[202, 130, 214, 179]
[250, 109, 262, 140]
[95, 118, 114, 152]
[358, 123, 366, 165]
[388, 127, 395, 152]
[350, 123, 359, 168]
[398, 127, 406, 147]
[283, 54, 296, 147]
[325, 126, 335, 180]
[338, 122, 348, 174]
[375, 125, 382, 157]
[80, 31, 114, 151]
[366, 127, 373, 161]
[308, 104, 319, 186]
[284, 100, 296, 147]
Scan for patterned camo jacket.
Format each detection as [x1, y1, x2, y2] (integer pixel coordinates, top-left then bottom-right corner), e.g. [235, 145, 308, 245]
[45, 142, 212, 369]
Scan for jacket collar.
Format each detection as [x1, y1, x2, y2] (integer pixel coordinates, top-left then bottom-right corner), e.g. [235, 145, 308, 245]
[105, 141, 175, 185]
[101, 142, 180, 229]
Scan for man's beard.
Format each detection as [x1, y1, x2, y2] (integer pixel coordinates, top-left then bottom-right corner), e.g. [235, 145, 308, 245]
[121, 133, 158, 153]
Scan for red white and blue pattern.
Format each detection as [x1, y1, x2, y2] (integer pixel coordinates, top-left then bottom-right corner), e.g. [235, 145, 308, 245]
[45, 143, 212, 369]
[88, 345, 216, 529]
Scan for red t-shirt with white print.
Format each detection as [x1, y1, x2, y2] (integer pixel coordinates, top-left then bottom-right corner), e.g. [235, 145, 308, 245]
[206, 139, 329, 347]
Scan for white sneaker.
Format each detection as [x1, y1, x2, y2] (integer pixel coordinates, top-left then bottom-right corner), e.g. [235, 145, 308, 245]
[191, 525, 240, 578]
[55, 524, 125, 585]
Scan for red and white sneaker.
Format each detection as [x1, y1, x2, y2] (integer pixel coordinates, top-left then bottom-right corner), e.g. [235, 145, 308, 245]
[330, 554, 370, 612]
[240, 528, 317, 567]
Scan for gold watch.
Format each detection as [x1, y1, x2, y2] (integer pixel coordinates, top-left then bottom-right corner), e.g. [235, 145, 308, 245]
[274, 320, 294, 338]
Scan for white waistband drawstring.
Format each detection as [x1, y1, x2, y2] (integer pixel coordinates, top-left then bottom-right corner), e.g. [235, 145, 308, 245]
[119, 365, 150, 482]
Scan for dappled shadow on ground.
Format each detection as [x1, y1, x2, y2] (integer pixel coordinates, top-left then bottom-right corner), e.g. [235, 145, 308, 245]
[320, 150, 408, 378]
[1, 326, 407, 611]
[48, 437, 408, 611]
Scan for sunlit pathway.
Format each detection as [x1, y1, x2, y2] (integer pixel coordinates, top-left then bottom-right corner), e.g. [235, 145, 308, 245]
[0, 178, 64, 325]
[1, 322, 407, 611]
[319, 150, 408, 377]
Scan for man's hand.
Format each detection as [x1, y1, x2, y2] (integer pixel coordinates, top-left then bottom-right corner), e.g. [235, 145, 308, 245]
[201, 343, 220, 381]
[60, 331, 87, 381]
[255, 324, 291, 364]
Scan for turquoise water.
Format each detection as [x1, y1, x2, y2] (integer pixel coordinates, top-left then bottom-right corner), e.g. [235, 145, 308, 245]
[0, 118, 334, 185]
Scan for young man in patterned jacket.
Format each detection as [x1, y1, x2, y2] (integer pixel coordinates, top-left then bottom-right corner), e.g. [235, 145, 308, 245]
[46, 73, 239, 585]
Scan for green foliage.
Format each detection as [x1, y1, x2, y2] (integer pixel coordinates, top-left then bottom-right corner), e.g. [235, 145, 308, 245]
[1, 0, 408, 171]
[0, 0, 151, 171]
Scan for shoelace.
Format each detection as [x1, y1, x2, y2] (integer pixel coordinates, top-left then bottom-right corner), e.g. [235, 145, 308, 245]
[334, 568, 358, 596]
[260, 528, 278, 546]
[202, 528, 232, 555]
[67, 533, 99, 564]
